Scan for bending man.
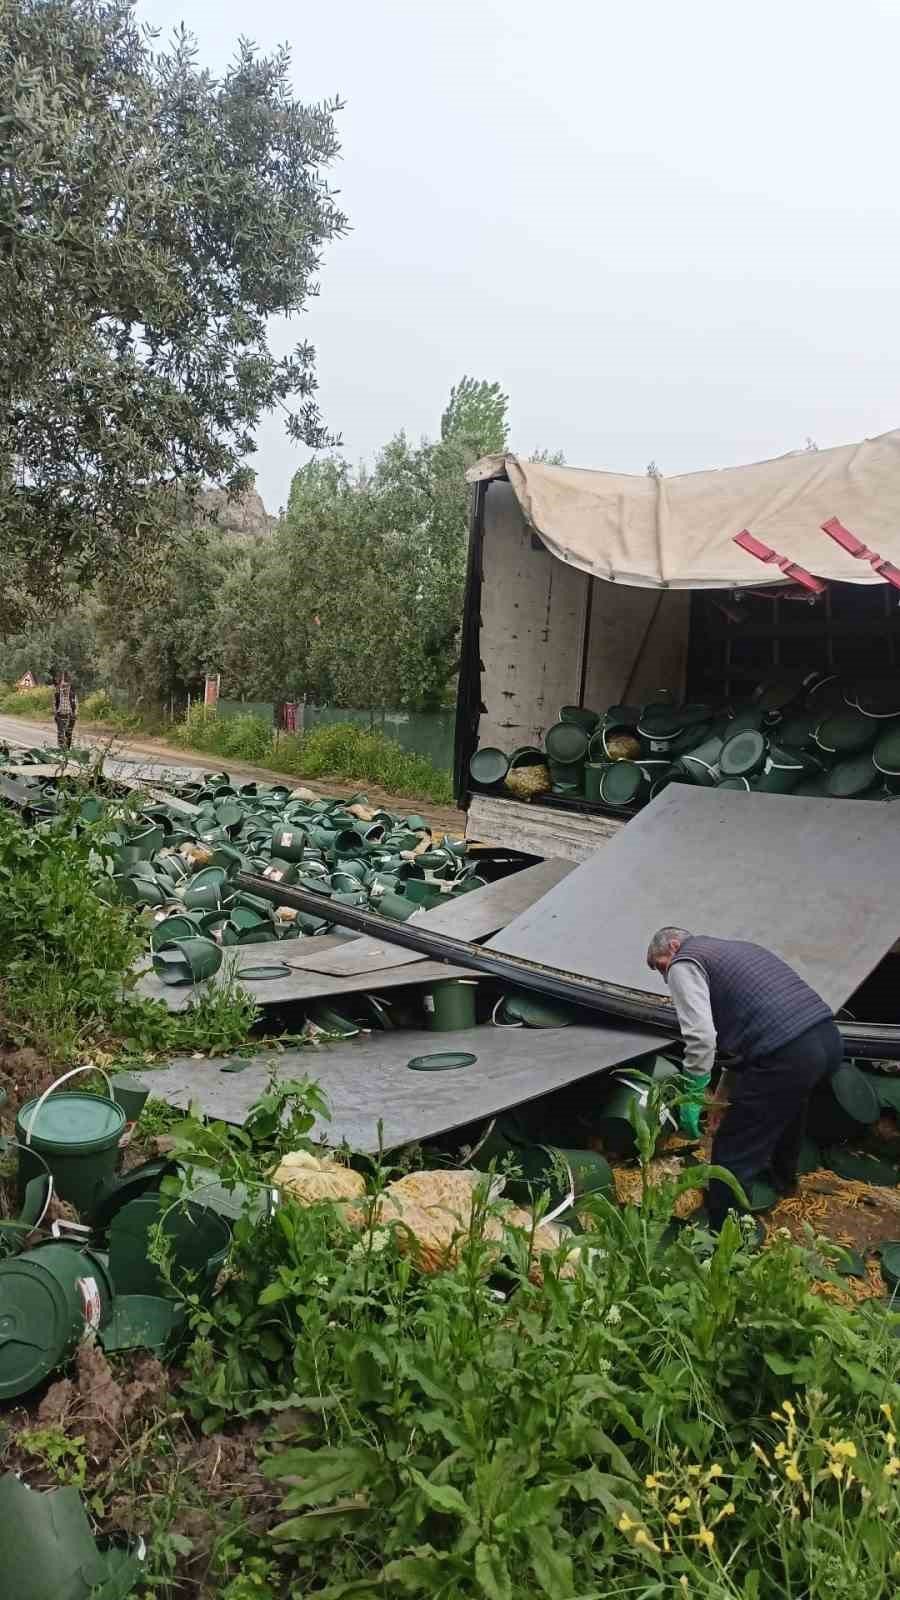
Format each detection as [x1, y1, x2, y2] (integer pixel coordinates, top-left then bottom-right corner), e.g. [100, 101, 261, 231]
[646, 927, 841, 1230]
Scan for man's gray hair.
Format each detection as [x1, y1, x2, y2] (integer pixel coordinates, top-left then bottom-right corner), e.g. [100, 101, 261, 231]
[646, 926, 693, 962]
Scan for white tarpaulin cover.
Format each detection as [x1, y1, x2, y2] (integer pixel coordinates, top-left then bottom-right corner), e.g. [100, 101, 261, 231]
[468, 429, 900, 589]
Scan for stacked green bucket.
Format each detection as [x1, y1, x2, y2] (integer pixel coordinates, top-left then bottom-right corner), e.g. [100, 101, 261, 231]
[468, 672, 900, 816]
[70, 774, 477, 989]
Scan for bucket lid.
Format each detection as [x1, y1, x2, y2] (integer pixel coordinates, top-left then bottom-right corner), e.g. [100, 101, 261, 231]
[469, 747, 509, 785]
[17, 1092, 126, 1152]
[830, 1063, 880, 1125]
[559, 705, 599, 730]
[825, 755, 878, 798]
[0, 1253, 84, 1397]
[599, 761, 646, 808]
[407, 1051, 477, 1072]
[873, 724, 900, 776]
[719, 728, 767, 777]
[545, 722, 589, 762]
[814, 710, 877, 755]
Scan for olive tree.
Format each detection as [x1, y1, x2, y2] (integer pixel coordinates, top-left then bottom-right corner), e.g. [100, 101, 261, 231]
[0, 0, 346, 626]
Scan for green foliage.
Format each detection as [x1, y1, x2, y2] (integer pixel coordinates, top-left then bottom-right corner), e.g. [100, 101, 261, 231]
[441, 375, 509, 454]
[0, 682, 54, 715]
[18, 1426, 88, 1488]
[0, 611, 101, 690]
[0, 803, 257, 1060]
[0, 0, 346, 626]
[172, 1137, 900, 1598]
[79, 688, 119, 722]
[170, 708, 455, 804]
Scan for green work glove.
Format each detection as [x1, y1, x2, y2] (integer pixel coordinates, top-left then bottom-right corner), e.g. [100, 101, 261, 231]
[678, 1072, 711, 1138]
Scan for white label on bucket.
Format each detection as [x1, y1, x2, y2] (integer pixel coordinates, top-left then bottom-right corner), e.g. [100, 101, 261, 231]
[77, 1276, 103, 1333]
[265, 867, 284, 881]
[650, 740, 666, 752]
[423, 995, 435, 1014]
[282, 832, 293, 847]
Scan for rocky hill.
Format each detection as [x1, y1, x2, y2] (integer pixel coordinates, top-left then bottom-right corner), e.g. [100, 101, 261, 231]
[196, 487, 277, 540]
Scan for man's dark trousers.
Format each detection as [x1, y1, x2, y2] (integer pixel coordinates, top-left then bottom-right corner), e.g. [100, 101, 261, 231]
[707, 1018, 842, 1231]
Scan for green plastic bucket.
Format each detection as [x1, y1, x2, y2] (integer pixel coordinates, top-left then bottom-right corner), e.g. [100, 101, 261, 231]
[717, 775, 751, 792]
[271, 826, 307, 861]
[108, 1196, 231, 1301]
[719, 728, 767, 778]
[111, 1074, 150, 1123]
[559, 705, 599, 732]
[545, 721, 589, 763]
[756, 745, 807, 794]
[873, 724, 900, 777]
[425, 978, 478, 1031]
[825, 754, 879, 798]
[0, 1241, 113, 1398]
[508, 746, 545, 768]
[548, 757, 584, 792]
[583, 761, 609, 804]
[493, 991, 577, 1028]
[636, 706, 687, 755]
[807, 1063, 880, 1145]
[598, 760, 648, 810]
[814, 710, 876, 756]
[681, 736, 724, 787]
[595, 1073, 675, 1156]
[469, 747, 510, 787]
[152, 937, 222, 986]
[880, 1241, 900, 1294]
[150, 912, 200, 949]
[17, 1067, 126, 1216]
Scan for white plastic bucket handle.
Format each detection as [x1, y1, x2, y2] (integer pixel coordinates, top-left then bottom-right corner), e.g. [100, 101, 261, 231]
[24, 1063, 115, 1147]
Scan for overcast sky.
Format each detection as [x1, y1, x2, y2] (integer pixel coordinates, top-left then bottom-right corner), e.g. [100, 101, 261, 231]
[140, 0, 900, 513]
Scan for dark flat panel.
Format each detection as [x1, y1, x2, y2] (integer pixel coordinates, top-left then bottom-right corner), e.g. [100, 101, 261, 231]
[134, 1019, 667, 1149]
[301, 858, 573, 977]
[490, 787, 900, 1012]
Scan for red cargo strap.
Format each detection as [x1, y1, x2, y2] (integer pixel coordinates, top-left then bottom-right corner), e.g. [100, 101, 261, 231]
[732, 530, 827, 594]
[820, 517, 900, 591]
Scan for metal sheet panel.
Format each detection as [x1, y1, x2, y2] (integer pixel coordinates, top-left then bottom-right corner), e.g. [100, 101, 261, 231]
[490, 786, 900, 1011]
[301, 858, 573, 976]
[133, 1019, 667, 1149]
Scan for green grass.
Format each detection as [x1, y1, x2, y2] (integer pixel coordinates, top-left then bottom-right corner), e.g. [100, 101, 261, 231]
[170, 706, 455, 805]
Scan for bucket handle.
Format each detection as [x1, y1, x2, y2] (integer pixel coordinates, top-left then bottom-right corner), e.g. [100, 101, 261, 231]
[2, 1139, 55, 1230]
[23, 1063, 115, 1147]
[542, 1154, 576, 1227]
[491, 996, 523, 1030]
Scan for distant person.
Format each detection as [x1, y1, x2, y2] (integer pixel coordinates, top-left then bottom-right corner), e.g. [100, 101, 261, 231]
[645, 927, 840, 1231]
[53, 670, 78, 750]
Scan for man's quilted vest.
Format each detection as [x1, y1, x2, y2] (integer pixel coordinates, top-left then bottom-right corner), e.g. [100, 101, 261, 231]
[670, 935, 832, 1063]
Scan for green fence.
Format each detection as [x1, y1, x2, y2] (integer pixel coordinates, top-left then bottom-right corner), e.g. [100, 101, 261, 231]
[217, 701, 455, 772]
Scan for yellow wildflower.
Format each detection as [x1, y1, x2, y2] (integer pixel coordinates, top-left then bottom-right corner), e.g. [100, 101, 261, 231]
[884, 1458, 900, 1480]
[881, 1403, 894, 1423]
[662, 1530, 671, 1554]
[774, 1442, 787, 1460]
[827, 1439, 858, 1460]
[675, 1495, 692, 1512]
[692, 1527, 715, 1550]
[751, 1442, 770, 1467]
[886, 1433, 897, 1453]
[714, 1502, 736, 1521]
[668, 1512, 682, 1526]
[617, 1512, 637, 1532]
[687, 1464, 702, 1478]
[771, 1409, 784, 1422]
[827, 1461, 844, 1482]
[783, 1401, 796, 1421]
[645, 1474, 664, 1490]
[784, 1456, 803, 1485]
[634, 1529, 660, 1553]
[706, 1464, 723, 1479]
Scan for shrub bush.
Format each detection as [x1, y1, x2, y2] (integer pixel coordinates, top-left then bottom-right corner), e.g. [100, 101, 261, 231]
[80, 688, 119, 722]
[171, 709, 454, 805]
[0, 683, 54, 715]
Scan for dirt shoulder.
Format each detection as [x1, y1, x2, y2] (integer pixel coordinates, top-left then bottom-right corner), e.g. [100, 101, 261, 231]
[0, 711, 467, 835]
